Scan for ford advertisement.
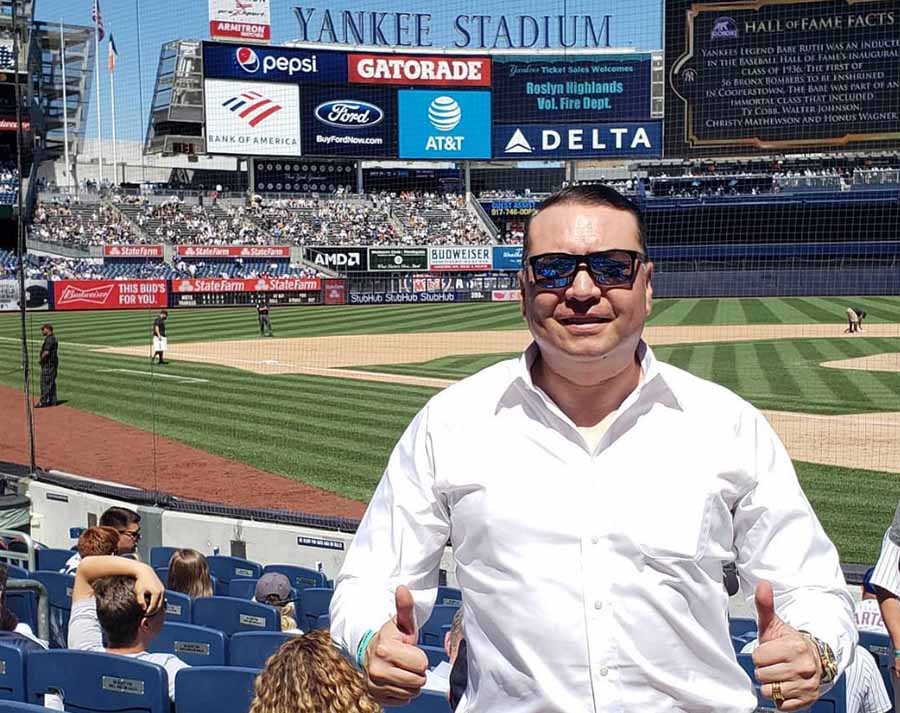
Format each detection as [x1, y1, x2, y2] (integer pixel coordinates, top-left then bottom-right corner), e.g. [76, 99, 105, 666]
[300, 86, 397, 158]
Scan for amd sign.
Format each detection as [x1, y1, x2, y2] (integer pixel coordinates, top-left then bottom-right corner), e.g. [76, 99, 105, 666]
[307, 246, 369, 272]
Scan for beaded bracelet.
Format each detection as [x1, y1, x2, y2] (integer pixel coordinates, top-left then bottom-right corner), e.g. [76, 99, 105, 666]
[357, 630, 376, 668]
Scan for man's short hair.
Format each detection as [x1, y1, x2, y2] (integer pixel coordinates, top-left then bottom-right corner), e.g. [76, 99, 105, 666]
[160, 310, 168, 316]
[99, 506, 140, 530]
[524, 184, 647, 259]
[77, 526, 120, 558]
[41, 323, 53, 333]
[93, 575, 143, 648]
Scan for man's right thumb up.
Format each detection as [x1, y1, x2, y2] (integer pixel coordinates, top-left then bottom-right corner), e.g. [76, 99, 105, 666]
[394, 585, 418, 644]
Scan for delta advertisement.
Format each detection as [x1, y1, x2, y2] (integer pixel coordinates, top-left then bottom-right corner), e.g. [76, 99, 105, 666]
[300, 86, 398, 158]
[493, 121, 662, 159]
[53, 280, 168, 311]
[103, 245, 165, 259]
[398, 90, 492, 159]
[174, 245, 291, 258]
[0, 280, 49, 311]
[492, 54, 654, 123]
[209, 0, 271, 43]
[204, 80, 302, 157]
[172, 277, 321, 293]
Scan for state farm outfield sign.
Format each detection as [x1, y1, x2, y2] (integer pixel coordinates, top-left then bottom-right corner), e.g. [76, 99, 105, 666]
[173, 277, 321, 293]
[209, 0, 271, 42]
[103, 245, 165, 259]
[174, 245, 291, 258]
[53, 280, 167, 311]
[429, 246, 493, 271]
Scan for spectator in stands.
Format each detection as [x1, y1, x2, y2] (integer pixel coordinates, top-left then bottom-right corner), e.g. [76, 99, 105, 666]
[857, 567, 888, 635]
[248, 629, 380, 713]
[62, 525, 121, 575]
[165, 549, 213, 598]
[99, 506, 141, 556]
[424, 606, 463, 696]
[871, 502, 900, 710]
[0, 564, 47, 650]
[331, 183, 856, 712]
[68, 555, 187, 701]
[254, 573, 301, 634]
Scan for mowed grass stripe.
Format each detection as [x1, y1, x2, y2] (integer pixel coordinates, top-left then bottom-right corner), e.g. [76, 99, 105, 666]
[752, 342, 804, 401]
[740, 298, 780, 324]
[682, 299, 720, 325]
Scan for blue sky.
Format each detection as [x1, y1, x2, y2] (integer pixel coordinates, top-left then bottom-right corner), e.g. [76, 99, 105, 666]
[35, 0, 662, 141]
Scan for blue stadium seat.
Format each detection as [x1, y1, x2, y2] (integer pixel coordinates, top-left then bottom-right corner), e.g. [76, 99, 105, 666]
[728, 617, 757, 639]
[150, 547, 180, 569]
[297, 588, 333, 632]
[154, 567, 168, 583]
[397, 690, 453, 712]
[3, 591, 37, 636]
[421, 644, 448, 669]
[5, 566, 28, 580]
[312, 613, 330, 631]
[859, 631, 893, 713]
[0, 703, 61, 712]
[261, 564, 327, 592]
[419, 605, 458, 648]
[192, 597, 279, 636]
[206, 557, 262, 596]
[164, 590, 192, 624]
[29, 572, 73, 649]
[228, 632, 293, 669]
[148, 623, 226, 667]
[436, 586, 462, 606]
[0, 644, 27, 701]
[174, 666, 261, 713]
[227, 579, 259, 600]
[27, 650, 168, 713]
[34, 549, 72, 573]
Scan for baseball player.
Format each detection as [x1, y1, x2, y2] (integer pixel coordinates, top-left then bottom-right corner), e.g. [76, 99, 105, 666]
[870, 503, 900, 711]
[857, 567, 888, 635]
[846, 307, 867, 333]
[256, 299, 273, 337]
[35, 323, 58, 408]
[151, 309, 169, 364]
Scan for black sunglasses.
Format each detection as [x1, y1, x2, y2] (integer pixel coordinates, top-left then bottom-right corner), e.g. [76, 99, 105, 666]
[527, 250, 647, 289]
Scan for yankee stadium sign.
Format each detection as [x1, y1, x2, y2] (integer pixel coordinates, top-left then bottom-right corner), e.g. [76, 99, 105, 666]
[293, 7, 613, 49]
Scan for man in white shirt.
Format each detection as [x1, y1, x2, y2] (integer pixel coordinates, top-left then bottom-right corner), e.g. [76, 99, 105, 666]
[870, 503, 900, 710]
[68, 555, 187, 701]
[330, 184, 856, 712]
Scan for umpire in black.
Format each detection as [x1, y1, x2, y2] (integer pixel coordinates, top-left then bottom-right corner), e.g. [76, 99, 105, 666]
[36, 323, 58, 408]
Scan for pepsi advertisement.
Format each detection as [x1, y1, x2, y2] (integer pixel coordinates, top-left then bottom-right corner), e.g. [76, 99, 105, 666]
[398, 90, 492, 159]
[492, 54, 654, 124]
[300, 86, 398, 157]
[492, 121, 662, 159]
[202, 41, 347, 84]
[665, 0, 900, 155]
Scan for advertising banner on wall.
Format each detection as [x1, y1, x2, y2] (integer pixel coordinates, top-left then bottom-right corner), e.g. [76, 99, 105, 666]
[322, 279, 347, 304]
[492, 289, 522, 302]
[0, 280, 49, 311]
[209, 0, 271, 42]
[305, 246, 369, 272]
[202, 42, 347, 84]
[300, 86, 398, 158]
[252, 158, 355, 193]
[492, 245, 524, 271]
[348, 53, 492, 87]
[493, 121, 662, 159]
[204, 79, 302, 157]
[349, 291, 471, 304]
[103, 245, 165, 259]
[398, 90, 492, 159]
[429, 246, 493, 271]
[175, 245, 291, 258]
[172, 277, 321, 293]
[369, 247, 428, 271]
[481, 200, 539, 218]
[53, 280, 167, 311]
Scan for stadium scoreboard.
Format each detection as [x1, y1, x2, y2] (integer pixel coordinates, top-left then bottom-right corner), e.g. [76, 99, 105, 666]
[200, 41, 663, 161]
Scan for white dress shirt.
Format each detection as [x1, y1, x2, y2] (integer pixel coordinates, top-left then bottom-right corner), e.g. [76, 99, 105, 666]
[331, 342, 857, 713]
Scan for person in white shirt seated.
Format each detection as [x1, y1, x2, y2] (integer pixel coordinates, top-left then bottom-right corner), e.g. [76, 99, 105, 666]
[68, 555, 188, 701]
[857, 567, 889, 635]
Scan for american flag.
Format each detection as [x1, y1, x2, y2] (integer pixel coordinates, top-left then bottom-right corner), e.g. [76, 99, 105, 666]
[92, 0, 104, 41]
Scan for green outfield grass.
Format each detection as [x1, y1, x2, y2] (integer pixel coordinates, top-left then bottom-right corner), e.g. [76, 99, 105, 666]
[0, 297, 898, 563]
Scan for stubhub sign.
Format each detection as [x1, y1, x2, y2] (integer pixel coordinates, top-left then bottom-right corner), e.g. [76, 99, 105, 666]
[492, 121, 662, 159]
[398, 90, 491, 159]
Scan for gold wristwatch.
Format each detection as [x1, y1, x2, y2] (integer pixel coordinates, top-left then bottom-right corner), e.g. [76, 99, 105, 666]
[799, 631, 838, 684]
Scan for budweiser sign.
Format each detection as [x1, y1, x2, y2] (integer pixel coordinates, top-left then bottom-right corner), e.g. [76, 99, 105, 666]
[53, 280, 168, 311]
[104, 245, 165, 258]
[174, 245, 291, 258]
[348, 54, 491, 86]
[173, 277, 321, 293]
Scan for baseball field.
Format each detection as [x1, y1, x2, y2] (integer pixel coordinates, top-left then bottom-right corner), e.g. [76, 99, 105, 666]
[0, 295, 898, 563]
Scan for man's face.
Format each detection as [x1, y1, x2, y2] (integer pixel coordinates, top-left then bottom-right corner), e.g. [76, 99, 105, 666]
[520, 201, 653, 368]
[41, 327, 49, 336]
[116, 524, 140, 555]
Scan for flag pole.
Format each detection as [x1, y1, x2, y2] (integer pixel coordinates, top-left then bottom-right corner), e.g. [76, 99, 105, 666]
[59, 19, 72, 191]
[93, 9, 103, 185]
[109, 38, 117, 185]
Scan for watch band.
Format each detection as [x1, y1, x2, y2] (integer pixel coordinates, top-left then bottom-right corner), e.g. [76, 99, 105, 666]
[799, 630, 837, 684]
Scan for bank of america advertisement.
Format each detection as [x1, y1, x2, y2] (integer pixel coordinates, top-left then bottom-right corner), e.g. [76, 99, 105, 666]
[204, 79, 302, 156]
[209, 0, 271, 42]
[398, 90, 492, 159]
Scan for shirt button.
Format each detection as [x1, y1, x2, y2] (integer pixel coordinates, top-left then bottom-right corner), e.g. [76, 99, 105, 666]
[594, 600, 602, 610]
[591, 535, 599, 544]
[599, 667, 609, 676]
